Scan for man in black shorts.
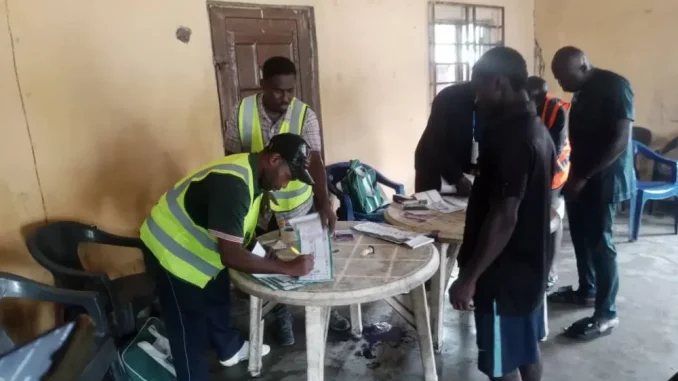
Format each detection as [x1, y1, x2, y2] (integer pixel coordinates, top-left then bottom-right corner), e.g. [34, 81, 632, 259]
[450, 47, 555, 381]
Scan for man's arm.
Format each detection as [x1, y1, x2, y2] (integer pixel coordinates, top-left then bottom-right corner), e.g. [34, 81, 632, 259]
[457, 196, 521, 283]
[450, 142, 531, 310]
[426, 94, 465, 185]
[573, 80, 634, 180]
[301, 108, 336, 231]
[224, 106, 243, 155]
[549, 107, 567, 158]
[302, 109, 330, 203]
[574, 119, 632, 180]
[205, 174, 311, 275]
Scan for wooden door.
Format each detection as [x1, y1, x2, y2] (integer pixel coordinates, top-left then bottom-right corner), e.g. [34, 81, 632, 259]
[208, 3, 322, 149]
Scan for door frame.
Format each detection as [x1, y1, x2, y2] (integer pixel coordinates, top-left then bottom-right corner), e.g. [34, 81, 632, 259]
[207, 1, 324, 154]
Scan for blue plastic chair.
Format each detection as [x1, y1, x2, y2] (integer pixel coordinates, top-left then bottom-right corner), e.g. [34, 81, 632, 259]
[629, 141, 678, 241]
[326, 162, 405, 222]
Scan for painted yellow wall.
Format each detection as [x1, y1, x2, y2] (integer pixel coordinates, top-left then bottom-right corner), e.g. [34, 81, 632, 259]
[0, 0, 534, 339]
[536, 0, 678, 146]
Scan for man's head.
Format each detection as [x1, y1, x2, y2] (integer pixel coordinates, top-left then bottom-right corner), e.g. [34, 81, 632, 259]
[259, 133, 314, 191]
[471, 47, 528, 113]
[261, 56, 297, 114]
[551, 46, 592, 92]
[526, 76, 548, 103]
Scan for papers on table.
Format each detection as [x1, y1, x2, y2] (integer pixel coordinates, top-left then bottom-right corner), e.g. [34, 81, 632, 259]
[414, 190, 464, 213]
[352, 222, 433, 249]
[288, 213, 333, 283]
[248, 242, 304, 290]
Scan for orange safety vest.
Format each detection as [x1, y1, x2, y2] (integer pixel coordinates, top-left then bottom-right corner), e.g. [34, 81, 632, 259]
[541, 95, 571, 190]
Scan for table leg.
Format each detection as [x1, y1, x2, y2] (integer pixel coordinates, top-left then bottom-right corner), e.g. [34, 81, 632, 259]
[430, 242, 461, 352]
[411, 284, 439, 381]
[305, 306, 330, 381]
[248, 295, 264, 377]
[541, 293, 549, 342]
[430, 242, 448, 353]
[350, 303, 363, 338]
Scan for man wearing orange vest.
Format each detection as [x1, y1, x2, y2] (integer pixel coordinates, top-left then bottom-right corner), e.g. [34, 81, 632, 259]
[527, 76, 570, 291]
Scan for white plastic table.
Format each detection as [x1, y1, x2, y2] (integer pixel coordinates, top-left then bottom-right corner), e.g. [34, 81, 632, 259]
[229, 221, 440, 381]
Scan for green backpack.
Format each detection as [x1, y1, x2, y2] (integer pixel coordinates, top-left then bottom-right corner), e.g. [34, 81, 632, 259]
[341, 160, 386, 214]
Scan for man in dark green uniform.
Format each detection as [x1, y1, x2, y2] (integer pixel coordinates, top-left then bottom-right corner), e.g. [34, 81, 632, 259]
[549, 46, 635, 340]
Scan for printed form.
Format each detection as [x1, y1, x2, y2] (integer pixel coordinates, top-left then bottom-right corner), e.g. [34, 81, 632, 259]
[288, 213, 333, 282]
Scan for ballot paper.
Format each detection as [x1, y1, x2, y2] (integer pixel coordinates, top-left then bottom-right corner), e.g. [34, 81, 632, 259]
[352, 222, 433, 249]
[288, 213, 333, 283]
[414, 190, 463, 213]
[442, 195, 468, 211]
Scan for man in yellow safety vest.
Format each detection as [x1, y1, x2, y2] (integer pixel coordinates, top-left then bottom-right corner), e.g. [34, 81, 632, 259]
[140, 134, 315, 381]
[224, 56, 349, 345]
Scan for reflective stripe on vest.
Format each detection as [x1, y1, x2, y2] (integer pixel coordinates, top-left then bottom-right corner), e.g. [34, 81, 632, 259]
[140, 154, 261, 288]
[541, 95, 571, 190]
[237, 95, 313, 212]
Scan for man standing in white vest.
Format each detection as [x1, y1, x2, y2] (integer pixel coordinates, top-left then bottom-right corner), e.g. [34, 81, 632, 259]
[224, 56, 349, 345]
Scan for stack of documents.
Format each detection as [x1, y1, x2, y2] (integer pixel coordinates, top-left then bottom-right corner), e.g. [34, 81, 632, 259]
[247, 213, 334, 291]
[248, 242, 307, 291]
[414, 190, 465, 213]
[288, 213, 334, 283]
[352, 222, 434, 249]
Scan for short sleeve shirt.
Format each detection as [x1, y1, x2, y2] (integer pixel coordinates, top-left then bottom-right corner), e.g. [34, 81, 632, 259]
[457, 103, 556, 316]
[183, 154, 262, 245]
[569, 69, 636, 203]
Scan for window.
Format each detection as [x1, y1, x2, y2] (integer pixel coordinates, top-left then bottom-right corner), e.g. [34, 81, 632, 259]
[429, 2, 505, 96]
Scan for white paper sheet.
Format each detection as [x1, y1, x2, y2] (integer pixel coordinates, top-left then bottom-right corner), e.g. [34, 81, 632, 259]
[288, 213, 333, 282]
[414, 190, 463, 213]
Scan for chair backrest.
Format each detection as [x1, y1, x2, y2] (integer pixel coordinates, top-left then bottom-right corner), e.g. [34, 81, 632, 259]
[0, 272, 108, 337]
[632, 126, 652, 147]
[326, 162, 380, 195]
[26, 221, 144, 290]
[660, 136, 678, 156]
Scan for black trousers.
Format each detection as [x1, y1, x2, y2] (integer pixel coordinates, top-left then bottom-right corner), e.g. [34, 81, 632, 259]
[144, 252, 244, 381]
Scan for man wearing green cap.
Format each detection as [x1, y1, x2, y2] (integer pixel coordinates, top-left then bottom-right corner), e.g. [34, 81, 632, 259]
[140, 133, 315, 381]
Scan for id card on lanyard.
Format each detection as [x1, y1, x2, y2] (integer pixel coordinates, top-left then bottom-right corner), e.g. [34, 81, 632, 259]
[470, 111, 479, 165]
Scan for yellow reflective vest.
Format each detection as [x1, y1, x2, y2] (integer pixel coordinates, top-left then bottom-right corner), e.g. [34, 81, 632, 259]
[140, 153, 262, 288]
[237, 95, 313, 213]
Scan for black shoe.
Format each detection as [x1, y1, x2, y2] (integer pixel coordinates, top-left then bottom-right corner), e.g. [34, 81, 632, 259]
[329, 310, 351, 332]
[563, 316, 619, 341]
[273, 305, 295, 346]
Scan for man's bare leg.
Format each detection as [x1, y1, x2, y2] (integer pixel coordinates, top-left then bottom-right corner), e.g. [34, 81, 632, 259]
[490, 370, 522, 381]
[519, 358, 543, 381]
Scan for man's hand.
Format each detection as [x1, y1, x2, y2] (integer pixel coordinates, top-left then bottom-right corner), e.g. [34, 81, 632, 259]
[456, 176, 473, 197]
[564, 176, 587, 198]
[316, 199, 337, 232]
[282, 254, 315, 276]
[449, 276, 476, 311]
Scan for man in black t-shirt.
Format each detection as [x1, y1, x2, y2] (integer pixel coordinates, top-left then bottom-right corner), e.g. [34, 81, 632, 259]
[415, 82, 478, 195]
[450, 47, 555, 381]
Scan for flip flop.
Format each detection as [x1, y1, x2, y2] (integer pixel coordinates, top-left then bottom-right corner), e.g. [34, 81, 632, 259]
[562, 316, 618, 341]
[547, 285, 595, 307]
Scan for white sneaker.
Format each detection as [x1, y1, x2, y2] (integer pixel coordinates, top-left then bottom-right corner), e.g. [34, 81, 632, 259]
[220, 341, 271, 367]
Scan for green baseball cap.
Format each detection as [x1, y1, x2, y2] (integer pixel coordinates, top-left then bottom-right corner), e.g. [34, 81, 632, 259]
[267, 133, 315, 185]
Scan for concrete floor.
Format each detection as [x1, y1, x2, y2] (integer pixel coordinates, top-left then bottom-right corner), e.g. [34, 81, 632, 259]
[215, 214, 678, 381]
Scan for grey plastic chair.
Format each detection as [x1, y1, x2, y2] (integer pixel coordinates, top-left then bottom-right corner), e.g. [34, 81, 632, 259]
[0, 271, 125, 380]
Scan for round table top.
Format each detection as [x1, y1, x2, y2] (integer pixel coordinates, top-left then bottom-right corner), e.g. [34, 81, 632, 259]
[230, 221, 439, 307]
[384, 202, 560, 243]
